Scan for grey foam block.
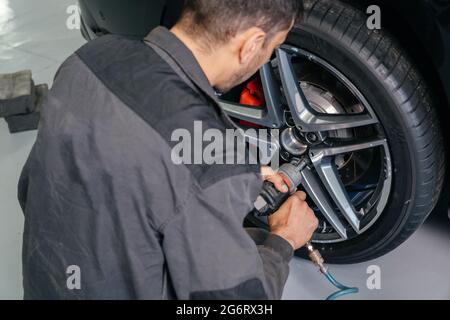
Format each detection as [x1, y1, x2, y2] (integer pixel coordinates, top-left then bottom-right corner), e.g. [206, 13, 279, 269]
[32, 83, 49, 112]
[5, 83, 49, 134]
[5, 112, 41, 134]
[0, 70, 35, 117]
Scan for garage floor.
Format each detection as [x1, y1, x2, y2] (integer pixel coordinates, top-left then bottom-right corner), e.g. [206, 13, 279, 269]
[1, 0, 449, 300]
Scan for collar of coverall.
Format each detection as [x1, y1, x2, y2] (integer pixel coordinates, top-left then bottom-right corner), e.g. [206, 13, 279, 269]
[143, 26, 220, 104]
[143, 26, 245, 133]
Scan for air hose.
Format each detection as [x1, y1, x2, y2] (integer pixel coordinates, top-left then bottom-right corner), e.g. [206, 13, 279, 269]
[305, 242, 359, 300]
[323, 271, 359, 300]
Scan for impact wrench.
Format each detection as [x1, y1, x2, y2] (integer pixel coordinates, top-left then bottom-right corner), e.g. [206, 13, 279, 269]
[253, 159, 359, 300]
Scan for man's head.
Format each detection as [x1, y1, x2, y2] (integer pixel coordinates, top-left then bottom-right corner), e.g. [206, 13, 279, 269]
[171, 0, 303, 92]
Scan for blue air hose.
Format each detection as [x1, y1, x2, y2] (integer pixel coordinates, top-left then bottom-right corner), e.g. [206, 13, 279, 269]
[323, 270, 359, 300]
[305, 242, 359, 300]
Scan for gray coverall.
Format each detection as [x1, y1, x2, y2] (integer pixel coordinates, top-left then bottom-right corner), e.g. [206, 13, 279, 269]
[18, 26, 294, 300]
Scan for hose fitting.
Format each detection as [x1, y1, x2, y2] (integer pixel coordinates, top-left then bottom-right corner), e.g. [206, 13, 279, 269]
[305, 242, 359, 300]
[306, 242, 328, 274]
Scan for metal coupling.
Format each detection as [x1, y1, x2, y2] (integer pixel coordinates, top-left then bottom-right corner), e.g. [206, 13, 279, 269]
[306, 242, 328, 274]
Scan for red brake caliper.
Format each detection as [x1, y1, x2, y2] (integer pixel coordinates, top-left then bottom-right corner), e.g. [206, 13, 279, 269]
[238, 76, 265, 128]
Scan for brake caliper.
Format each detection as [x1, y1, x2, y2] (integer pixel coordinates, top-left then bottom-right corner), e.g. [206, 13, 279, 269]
[238, 77, 265, 128]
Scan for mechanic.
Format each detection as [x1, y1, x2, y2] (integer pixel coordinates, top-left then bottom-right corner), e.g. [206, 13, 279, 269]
[18, 0, 318, 300]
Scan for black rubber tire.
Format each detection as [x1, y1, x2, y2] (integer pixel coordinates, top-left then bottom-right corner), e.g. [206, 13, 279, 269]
[288, 0, 446, 263]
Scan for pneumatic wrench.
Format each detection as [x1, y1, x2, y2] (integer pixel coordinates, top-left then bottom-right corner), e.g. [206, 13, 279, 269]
[252, 159, 359, 299]
[253, 158, 327, 274]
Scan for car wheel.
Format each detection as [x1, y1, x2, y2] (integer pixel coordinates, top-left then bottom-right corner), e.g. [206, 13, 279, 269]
[226, 0, 445, 263]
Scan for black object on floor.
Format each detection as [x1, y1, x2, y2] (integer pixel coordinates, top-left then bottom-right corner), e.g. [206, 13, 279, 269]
[6, 112, 41, 134]
[0, 70, 35, 117]
[5, 83, 48, 134]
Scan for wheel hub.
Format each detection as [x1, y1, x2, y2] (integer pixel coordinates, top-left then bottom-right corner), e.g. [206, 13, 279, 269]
[280, 82, 354, 167]
[280, 128, 308, 156]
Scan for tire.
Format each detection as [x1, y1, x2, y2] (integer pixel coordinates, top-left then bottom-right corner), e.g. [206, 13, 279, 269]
[286, 0, 446, 263]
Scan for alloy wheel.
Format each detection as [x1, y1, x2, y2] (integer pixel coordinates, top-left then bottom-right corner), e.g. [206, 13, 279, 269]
[220, 45, 393, 244]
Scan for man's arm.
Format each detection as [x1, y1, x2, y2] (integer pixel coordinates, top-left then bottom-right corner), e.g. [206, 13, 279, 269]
[246, 228, 294, 300]
[161, 171, 318, 300]
[161, 172, 293, 300]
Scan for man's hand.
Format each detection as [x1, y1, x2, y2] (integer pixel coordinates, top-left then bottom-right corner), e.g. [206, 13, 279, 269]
[261, 166, 289, 193]
[268, 191, 319, 251]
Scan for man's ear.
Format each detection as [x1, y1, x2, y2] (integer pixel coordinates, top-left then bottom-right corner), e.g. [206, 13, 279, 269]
[238, 27, 267, 65]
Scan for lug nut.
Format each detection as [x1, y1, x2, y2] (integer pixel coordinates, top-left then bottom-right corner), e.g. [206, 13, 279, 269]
[281, 151, 291, 161]
[306, 133, 318, 143]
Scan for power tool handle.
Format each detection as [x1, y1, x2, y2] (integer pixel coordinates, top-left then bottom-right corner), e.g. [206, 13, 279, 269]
[258, 181, 291, 216]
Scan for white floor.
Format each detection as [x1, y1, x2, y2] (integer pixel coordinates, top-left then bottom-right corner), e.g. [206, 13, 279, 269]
[0, 0, 86, 299]
[0, 0, 449, 300]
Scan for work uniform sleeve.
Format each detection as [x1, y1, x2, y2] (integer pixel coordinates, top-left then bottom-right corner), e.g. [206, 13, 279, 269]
[161, 171, 294, 300]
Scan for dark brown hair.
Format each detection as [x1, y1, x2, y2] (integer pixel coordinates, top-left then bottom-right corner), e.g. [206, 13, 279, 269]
[177, 0, 304, 46]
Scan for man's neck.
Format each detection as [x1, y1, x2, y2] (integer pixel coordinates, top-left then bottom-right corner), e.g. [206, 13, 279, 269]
[170, 26, 222, 88]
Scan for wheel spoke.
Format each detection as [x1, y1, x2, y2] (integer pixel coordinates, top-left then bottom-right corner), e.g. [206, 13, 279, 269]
[219, 101, 266, 125]
[309, 137, 387, 158]
[259, 63, 285, 128]
[219, 63, 285, 128]
[312, 157, 362, 233]
[276, 48, 378, 132]
[301, 167, 348, 239]
[309, 137, 388, 234]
